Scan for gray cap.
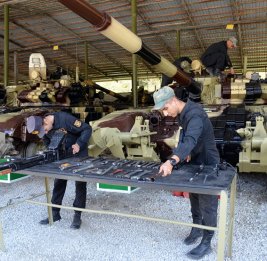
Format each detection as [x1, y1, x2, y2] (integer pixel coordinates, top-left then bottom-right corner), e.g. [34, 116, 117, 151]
[153, 86, 175, 110]
[228, 36, 237, 47]
[26, 116, 45, 138]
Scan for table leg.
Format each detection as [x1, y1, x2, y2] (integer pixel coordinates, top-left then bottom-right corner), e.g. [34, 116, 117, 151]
[44, 177, 53, 225]
[227, 174, 237, 258]
[0, 221, 5, 251]
[217, 190, 228, 261]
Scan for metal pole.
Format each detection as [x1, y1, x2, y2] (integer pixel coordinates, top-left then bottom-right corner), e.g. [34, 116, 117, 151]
[14, 51, 18, 85]
[44, 177, 53, 225]
[0, 221, 5, 251]
[4, 4, 9, 87]
[243, 55, 248, 76]
[176, 30, 180, 58]
[131, 0, 138, 108]
[227, 174, 237, 258]
[84, 41, 88, 81]
[217, 190, 228, 261]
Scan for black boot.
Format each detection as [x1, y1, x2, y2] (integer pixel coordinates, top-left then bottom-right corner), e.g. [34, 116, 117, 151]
[184, 218, 203, 245]
[187, 230, 213, 259]
[39, 211, 61, 225]
[70, 212, 82, 229]
[184, 227, 203, 245]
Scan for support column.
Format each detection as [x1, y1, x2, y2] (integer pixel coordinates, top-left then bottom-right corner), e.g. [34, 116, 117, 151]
[4, 4, 9, 87]
[131, 0, 138, 108]
[176, 30, 181, 58]
[14, 51, 18, 85]
[243, 55, 247, 76]
[84, 41, 88, 81]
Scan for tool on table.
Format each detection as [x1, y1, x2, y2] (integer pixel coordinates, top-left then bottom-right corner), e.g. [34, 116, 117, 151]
[123, 169, 143, 179]
[98, 165, 114, 176]
[72, 164, 95, 173]
[59, 162, 81, 171]
[148, 170, 164, 181]
[203, 164, 221, 184]
[130, 170, 152, 180]
[189, 164, 204, 182]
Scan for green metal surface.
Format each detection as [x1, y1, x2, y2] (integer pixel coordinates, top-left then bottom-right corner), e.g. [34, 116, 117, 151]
[98, 183, 137, 191]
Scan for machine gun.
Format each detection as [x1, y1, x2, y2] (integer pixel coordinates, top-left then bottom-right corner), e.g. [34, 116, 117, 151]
[0, 130, 69, 173]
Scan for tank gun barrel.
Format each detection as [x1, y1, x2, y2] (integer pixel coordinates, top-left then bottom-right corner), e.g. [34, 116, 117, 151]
[58, 0, 201, 95]
[92, 82, 129, 102]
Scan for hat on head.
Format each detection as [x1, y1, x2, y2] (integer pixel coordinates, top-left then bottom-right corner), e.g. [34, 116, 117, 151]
[153, 86, 175, 110]
[26, 116, 45, 138]
[228, 36, 237, 47]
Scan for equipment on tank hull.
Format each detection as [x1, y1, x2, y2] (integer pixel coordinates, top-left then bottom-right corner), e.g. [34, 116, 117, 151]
[88, 109, 180, 162]
[237, 115, 267, 173]
[196, 75, 267, 106]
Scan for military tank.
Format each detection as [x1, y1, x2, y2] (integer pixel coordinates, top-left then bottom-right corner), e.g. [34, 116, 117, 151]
[57, 0, 267, 174]
[0, 53, 114, 158]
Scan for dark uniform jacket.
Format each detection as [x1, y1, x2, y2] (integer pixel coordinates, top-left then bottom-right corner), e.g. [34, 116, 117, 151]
[44, 112, 92, 157]
[173, 100, 220, 165]
[201, 41, 232, 70]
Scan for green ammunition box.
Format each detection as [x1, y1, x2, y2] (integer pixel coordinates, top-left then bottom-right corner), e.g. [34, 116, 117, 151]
[97, 183, 139, 194]
[0, 158, 29, 183]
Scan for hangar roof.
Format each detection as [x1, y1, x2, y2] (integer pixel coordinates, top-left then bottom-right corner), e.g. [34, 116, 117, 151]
[0, 0, 267, 82]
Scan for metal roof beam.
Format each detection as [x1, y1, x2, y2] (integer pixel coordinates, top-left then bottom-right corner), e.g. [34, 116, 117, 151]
[230, 0, 244, 69]
[180, 0, 205, 52]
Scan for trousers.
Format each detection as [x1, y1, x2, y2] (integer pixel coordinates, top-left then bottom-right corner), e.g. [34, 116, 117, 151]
[51, 179, 87, 215]
[189, 193, 218, 229]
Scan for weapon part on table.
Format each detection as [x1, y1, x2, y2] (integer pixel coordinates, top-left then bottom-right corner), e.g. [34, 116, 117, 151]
[0, 130, 70, 173]
[123, 169, 143, 179]
[59, 162, 82, 171]
[72, 163, 95, 173]
[189, 164, 204, 182]
[99, 165, 115, 176]
[130, 170, 153, 180]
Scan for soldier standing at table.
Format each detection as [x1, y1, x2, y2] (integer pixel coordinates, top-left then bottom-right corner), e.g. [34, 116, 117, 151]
[153, 86, 220, 259]
[27, 111, 92, 229]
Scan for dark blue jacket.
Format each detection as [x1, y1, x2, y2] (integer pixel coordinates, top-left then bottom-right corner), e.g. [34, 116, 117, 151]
[201, 41, 232, 69]
[44, 111, 92, 157]
[173, 100, 220, 165]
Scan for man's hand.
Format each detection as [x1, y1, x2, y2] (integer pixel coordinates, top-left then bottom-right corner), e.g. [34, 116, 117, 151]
[72, 143, 80, 154]
[159, 161, 173, 177]
[229, 67, 235, 75]
[186, 155, 191, 162]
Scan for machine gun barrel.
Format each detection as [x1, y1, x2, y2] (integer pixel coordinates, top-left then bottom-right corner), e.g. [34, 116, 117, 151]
[58, 0, 201, 95]
[0, 154, 46, 173]
[92, 83, 128, 102]
[0, 149, 62, 173]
